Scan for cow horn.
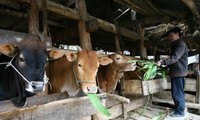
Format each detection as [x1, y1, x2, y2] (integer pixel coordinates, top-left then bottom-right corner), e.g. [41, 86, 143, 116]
[76, 46, 82, 52]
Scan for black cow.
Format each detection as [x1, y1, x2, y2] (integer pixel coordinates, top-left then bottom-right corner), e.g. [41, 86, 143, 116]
[0, 39, 60, 107]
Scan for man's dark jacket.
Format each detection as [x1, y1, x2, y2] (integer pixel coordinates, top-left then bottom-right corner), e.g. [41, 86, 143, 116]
[161, 39, 188, 77]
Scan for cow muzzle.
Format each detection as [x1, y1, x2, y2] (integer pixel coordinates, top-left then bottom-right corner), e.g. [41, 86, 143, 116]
[87, 86, 98, 93]
[82, 85, 98, 94]
[25, 81, 46, 93]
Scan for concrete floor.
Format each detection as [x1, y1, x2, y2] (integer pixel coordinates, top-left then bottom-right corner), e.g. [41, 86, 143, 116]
[113, 105, 200, 120]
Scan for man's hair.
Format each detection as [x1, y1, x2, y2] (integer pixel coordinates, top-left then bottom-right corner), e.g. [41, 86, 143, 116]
[166, 27, 183, 37]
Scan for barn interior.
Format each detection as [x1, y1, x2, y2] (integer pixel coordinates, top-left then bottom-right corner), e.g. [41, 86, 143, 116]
[0, 0, 199, 55]
[0, 0, 200, 120]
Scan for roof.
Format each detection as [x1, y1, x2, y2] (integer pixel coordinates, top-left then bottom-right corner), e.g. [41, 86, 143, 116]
[0, 0, 199, 53]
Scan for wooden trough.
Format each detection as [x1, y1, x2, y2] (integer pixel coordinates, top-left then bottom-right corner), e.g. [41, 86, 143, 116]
[122, 78, 168, 96]
[0, 92, 148, 120]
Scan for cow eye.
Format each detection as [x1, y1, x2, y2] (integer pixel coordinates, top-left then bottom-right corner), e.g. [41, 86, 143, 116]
[78, 64, 82, 67]
[19, 57, 25, 62]
[116, 57, 120, 60]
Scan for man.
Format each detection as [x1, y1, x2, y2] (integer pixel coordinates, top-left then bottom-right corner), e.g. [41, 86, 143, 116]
[157, 27, 188, 117]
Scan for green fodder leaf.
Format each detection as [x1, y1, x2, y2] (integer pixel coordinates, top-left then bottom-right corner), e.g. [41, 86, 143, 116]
[87, 94, 111, 117]
[161, 69, 166, 79]
[143, 64, 155, 80]
[151, 111, 165, 120]
[149, 65, 158, 80]
[138, 64, 150, 71]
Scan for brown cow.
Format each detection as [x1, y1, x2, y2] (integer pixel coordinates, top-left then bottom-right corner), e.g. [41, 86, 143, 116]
[47, 49, 113, 96]
[97, 54, 136, 93]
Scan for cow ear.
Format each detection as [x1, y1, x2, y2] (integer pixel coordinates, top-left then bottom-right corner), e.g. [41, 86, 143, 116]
[66, 53, 77, 62]
[99, 57, 113, 66]
[0, 44, 18, 57]
[48, 50, 64, 60]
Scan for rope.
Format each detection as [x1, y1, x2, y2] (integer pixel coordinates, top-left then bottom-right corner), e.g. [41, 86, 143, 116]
[73, 62, 96, 86]
[0, 55, 49, 86]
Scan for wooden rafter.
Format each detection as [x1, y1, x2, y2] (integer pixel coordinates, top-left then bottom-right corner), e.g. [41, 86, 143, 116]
[17, 0, 144, 41]
[182, 0, 200, 24]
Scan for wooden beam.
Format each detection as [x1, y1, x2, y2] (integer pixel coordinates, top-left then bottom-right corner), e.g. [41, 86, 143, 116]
[122, 15, 171, 27]
[0, 0, 21, 10]
[182, 0, 200, 23]
[93, 96, 147, 120]
[123, 78, 167, 96]
[152, 97, 200, 110]
[18, 0, 143, 41]
[0, 7, 27, 18]
[167, 78, 196, 92]
[113, 0, 150, 16]
[0, 95, 98, 120]
[29, 0, 39, 35]
[0, 7, 67, 29]
[160, 9, 185, 19]
[154, 91, 196, 103]
[196, 71, 200, 103]
[77, 0, 92, 50]
[143, 0, 162, 15]
[86, 19, 99, 33]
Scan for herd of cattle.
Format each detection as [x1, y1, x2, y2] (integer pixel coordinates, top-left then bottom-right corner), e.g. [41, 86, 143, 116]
[0, 39, 138, 107]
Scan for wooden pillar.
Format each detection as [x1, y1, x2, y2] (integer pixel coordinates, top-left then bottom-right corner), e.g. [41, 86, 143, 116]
[196, 48, 200, 107]
[29, 0, 39, 35]
[138, 24, 147, 59]
[41, 0, 48, 36]
[77, 0, 92, 50]
[115, 34, 122, 54]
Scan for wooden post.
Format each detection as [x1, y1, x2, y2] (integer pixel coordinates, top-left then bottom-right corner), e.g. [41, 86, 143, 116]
[196, 71, 200, 103]
[29, 0, 39, 35]
[41, 0, 48, 36]
[138, 24, 147, 59]
[115, 34, 122, 54]
[196, 48, 200, 113]
[77, 0, 92, 50]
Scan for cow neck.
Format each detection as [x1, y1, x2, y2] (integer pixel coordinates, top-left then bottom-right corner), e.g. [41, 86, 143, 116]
[106, 64, 123, 81]
[109, 64, 123, 73]
[105, 64, 123, 92]
[0, 55, 49, 89]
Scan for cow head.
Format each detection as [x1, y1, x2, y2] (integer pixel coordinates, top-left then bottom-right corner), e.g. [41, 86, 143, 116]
[49, 49, 113, 94]
[0, 40, 59, 94]
[109, 54, 136, 72]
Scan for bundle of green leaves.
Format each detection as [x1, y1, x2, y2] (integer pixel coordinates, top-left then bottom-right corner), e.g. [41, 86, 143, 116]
[87, 94, 111, 117]
[128, 60, 166, 81]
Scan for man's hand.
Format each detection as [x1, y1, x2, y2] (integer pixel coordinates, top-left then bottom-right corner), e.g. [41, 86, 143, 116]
[156, 60, 162, 67]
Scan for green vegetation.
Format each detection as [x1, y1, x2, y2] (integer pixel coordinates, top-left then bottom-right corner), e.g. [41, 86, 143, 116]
[128, 60, 166, 80]
[87, 94, 111, 117]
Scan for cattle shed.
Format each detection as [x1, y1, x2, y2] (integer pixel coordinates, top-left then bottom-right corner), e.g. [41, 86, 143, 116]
[0, 0, 200, 120]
